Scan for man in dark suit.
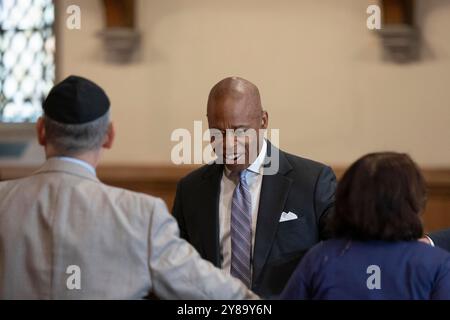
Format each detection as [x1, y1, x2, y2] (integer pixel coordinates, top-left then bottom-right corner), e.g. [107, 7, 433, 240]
[173, 77, 336, 298]
[429, 229, 450, 252]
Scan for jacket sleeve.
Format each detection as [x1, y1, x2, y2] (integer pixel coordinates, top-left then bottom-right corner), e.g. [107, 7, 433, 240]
[313, 166, 337, 240]
[148, 198, 259, 300]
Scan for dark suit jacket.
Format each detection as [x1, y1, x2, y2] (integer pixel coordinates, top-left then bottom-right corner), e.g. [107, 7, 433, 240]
[430, 229, 450, 252]
[172, 141, 337, 298]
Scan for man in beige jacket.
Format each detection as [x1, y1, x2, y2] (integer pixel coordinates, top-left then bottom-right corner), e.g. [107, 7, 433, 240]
[0, 75, 258, 300]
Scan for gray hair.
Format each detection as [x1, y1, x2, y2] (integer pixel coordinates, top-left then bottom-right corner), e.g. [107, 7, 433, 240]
[44, 112, 110, 155]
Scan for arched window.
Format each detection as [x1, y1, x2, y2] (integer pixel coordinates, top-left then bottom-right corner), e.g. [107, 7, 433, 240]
[0, 0, 55, 123]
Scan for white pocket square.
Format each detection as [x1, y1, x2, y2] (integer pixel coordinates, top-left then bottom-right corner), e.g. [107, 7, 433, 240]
[279, 211, 298, 223]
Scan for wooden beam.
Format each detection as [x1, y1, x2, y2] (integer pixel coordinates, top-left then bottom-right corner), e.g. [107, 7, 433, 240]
[102, 0, 135, 28]
[381, 0, 414, 25]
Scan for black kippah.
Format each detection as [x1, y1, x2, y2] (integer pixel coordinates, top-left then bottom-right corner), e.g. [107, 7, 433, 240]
[43, 75, 110, 124]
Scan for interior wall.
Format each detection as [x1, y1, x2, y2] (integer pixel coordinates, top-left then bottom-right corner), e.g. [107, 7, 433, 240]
[57, 0, 450, 167]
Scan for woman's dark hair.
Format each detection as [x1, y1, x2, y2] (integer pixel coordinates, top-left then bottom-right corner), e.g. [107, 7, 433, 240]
[329, 152, 427, 241]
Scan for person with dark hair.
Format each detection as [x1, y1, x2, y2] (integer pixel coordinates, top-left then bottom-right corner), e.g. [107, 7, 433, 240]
[280, 152, 450, 300]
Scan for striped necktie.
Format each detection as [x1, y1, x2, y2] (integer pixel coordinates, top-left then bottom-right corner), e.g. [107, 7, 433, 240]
[230, 169, 252, 288]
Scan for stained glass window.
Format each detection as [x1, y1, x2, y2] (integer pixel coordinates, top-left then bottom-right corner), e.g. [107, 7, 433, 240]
[0, 0, 55, 123]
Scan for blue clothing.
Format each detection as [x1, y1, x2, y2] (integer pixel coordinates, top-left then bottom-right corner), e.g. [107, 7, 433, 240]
[280, 239, 450, 300]
[56, 157, 96, 176]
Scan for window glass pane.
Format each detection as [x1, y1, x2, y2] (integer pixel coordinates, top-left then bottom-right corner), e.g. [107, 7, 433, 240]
[0, 0, 55, 123]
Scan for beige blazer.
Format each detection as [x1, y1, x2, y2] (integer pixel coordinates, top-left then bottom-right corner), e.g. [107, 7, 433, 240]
[0, 158, 258, 300]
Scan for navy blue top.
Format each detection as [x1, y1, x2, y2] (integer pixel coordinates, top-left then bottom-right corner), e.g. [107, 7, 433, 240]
[280, 239, 450, 300]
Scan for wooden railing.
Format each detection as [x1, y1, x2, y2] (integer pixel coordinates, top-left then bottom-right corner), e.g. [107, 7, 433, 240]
[1, 164, 449, 232]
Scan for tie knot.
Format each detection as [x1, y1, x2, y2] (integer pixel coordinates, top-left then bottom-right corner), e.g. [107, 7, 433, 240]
[239, 170, 248, 183]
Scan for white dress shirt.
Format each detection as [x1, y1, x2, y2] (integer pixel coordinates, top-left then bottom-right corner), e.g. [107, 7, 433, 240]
[219, 140, 267, 275]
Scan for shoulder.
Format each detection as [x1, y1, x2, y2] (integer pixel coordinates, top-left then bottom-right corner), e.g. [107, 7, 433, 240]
[280, 149, 334, 176]
[98, 181, 167, 212]
[401, 242, 450, 283]
[300, 239, 346, 267]
[0, 179, 12, 189]
[277, 149, 336, 186]
[409, 241, 450, 263]
[178, 164, 220, 185]
[0, 175, 43, 197]
[309, 239, 348, 256]
[0, 180, 13, 199]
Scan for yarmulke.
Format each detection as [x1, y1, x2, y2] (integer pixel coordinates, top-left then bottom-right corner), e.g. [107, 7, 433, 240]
[43, 75, 110, 124]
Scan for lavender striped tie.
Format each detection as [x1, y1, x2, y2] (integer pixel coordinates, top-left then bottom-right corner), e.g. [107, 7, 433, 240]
[230, 170, 252, 288]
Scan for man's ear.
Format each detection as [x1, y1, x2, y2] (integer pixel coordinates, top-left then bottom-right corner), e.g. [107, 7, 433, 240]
[36, 117, 46, 146]
[261, 111, 269, 129]
[102, 122, 115, 149]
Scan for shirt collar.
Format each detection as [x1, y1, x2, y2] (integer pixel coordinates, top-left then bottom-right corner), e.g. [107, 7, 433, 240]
[247, 139, 267, 175]
[55, 157, 97, 176]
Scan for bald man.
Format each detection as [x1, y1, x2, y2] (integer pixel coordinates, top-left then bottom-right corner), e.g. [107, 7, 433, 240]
[172, 77, 336, 298]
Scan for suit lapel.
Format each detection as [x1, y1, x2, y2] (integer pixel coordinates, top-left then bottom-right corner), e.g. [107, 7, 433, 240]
[253, 143, 293, 283]
[199, 163, 223, 266]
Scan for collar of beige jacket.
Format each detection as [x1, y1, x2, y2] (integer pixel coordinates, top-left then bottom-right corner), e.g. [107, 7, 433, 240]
[34, 158, 100, 182]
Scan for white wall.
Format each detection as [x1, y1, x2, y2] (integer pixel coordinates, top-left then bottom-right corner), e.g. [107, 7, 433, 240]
[57, 0, 450, 167]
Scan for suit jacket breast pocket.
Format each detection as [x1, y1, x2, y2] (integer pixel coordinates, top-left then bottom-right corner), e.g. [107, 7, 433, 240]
[275, 220, 315, 256]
